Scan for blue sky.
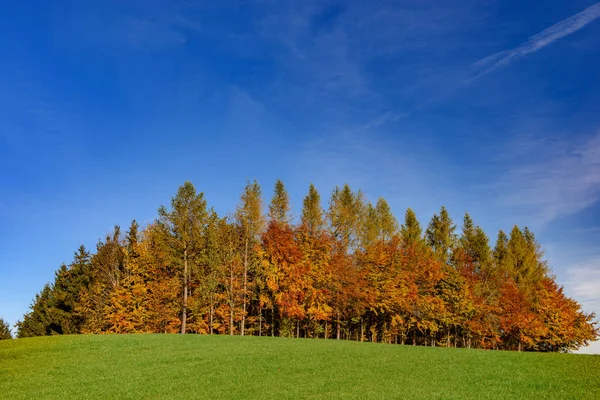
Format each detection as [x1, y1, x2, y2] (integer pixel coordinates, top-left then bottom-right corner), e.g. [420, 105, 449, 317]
[1, 0, 600, 351]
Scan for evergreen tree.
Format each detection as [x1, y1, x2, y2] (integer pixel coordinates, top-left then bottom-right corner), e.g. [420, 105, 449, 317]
[17, 284, 54, 337]
[0, 318, 12, 340]
[17, 246, 92, 337]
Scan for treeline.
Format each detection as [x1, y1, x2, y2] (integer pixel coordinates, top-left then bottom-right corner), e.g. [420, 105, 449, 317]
[17, 181, 598, 351]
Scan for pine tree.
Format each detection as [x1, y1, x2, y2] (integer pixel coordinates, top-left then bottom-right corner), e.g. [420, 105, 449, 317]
[17, 284, 54, 337]
[0, 318, 12, 340]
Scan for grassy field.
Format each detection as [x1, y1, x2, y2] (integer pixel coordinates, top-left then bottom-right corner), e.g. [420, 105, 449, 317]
[1, 335, 599, 399]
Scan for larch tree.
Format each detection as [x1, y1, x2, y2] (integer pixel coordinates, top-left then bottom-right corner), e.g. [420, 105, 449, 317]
[327, 184, 366, 339]
[298, 183, 331, 337]
[360, 197, 398, 248]
[235, 180, 265, 336]
[260, 179, 295, 336]
[426, 206, 456, 262]
[375, 198, 398, 242]
[493, 230, 509, 274]
[195, 209, 223, 335]
[459, 213, 492, 272]
[158, 181, 208, 334]
[15, 179, 599, 352]
[328, 184, 364, 252]
[400, 208, 423, 245]
[268, 179, 292, 224]
[301, 183, 324, 235]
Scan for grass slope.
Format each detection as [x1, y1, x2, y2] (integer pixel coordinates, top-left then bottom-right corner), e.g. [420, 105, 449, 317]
[1, 335, 599, 399]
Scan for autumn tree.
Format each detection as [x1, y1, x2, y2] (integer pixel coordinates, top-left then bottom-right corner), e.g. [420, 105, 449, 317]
[297, 184, 331, 337]
[302, 183, 324, 235]
[158, 182, 208, 334]
[15, 179, 598, 352]
[361, 198, 398, 248]
[327, 184, 366, 339]
[426, 206, 456, 262]
[235, 180, 265, 336]
[400, 208, 423, 246]
[218, 217, 244, 335]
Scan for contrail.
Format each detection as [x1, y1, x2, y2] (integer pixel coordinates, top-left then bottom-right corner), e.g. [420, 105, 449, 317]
[472, 2, 600, 80]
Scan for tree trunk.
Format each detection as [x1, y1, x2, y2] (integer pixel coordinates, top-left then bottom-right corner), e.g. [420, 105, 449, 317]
[271, 305, 275, 337]
[229, 264, 234, 336]
[360, 322, 364, 342]
[259, 307, 262, 336]
[209, 296, 214, 335]
[242, 237, 248, 336]
[181, 249, 188, 334]
[296, 320, 300, 338]
[336, 310, 341, 340]
[325, 321, 328, 339]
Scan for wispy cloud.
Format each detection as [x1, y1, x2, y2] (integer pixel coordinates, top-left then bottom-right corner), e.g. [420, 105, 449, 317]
[66, 0, 202, 51]
[564, 257, 600, 354]
[472, 2, 600, 80]
[495, 132, 600, 225]
[563, 256, 600, 320]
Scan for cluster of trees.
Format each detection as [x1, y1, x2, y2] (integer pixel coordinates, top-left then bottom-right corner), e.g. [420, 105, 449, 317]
[16, 181, 598, 352]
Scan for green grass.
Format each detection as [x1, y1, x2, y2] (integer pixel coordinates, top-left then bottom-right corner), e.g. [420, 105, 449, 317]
[1, 335, 599, 399]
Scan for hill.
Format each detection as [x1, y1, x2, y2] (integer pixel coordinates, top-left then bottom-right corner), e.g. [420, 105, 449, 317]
[1, 335, 599, 399]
